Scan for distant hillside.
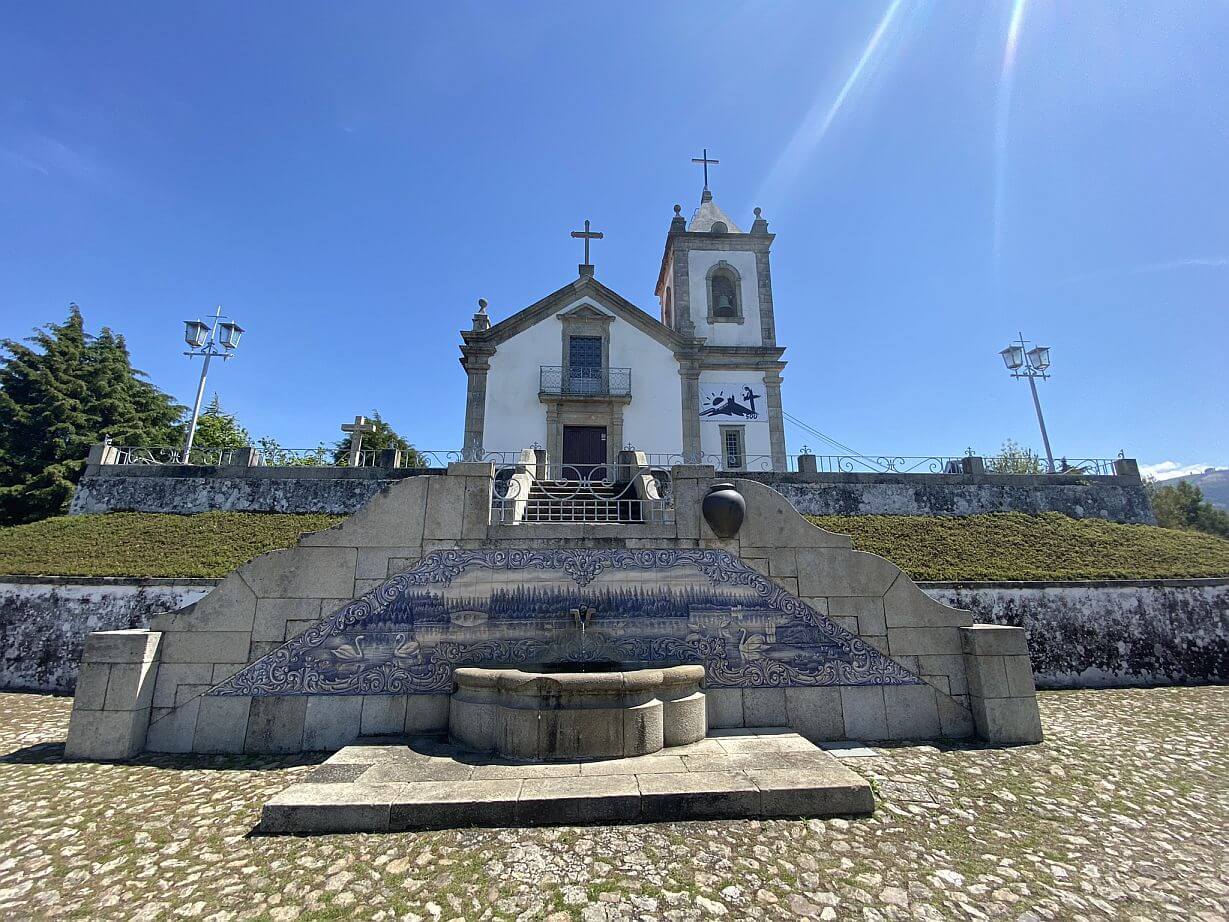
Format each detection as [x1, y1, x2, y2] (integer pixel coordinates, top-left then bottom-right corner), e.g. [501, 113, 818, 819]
[1164, 468, 1229, 510]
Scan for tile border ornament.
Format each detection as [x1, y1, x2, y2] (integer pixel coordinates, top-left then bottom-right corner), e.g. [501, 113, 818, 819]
[210, 549, 920, 697]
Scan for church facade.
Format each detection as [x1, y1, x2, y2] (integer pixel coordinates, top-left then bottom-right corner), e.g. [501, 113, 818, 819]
[458, 188, 788, 472]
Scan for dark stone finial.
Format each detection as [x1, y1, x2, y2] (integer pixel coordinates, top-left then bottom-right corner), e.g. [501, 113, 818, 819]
[674, 204, 682, 215]
[477, 298, 488, 312]
[754, 207, 762, 217]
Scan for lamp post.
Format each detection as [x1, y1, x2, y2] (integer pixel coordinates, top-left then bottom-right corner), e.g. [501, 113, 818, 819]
[998, 332, 1055, 473]
[181, 306, 245, 462]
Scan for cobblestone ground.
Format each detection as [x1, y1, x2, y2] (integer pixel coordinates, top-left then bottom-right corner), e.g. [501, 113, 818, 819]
[0, 688, 1226, 922]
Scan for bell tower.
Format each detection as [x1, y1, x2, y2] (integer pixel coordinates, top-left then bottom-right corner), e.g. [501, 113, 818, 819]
[654, 153, 787, 471]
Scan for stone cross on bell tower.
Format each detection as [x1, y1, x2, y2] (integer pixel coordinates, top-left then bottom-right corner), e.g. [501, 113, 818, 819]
[340, 415, 376, 467]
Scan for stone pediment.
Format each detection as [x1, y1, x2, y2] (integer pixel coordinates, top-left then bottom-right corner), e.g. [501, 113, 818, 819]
[468, 276, 686, 351]
[209, 548, 920, 698]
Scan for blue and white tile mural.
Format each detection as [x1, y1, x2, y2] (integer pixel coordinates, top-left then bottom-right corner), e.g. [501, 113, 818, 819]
[211, 549, 920, 697]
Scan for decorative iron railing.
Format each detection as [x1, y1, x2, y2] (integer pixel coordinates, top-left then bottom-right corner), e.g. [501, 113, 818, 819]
[110, 445, 248, 466]
[491, 457, 672, 525]
[539, 366, 632, 398]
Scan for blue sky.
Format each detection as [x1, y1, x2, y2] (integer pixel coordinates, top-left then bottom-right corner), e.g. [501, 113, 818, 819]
[2, 2, 1226, 475]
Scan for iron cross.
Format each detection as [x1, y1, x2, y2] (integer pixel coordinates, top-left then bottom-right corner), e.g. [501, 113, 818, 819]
[570, 219, 604, 265]
[691, 148, 719, 188]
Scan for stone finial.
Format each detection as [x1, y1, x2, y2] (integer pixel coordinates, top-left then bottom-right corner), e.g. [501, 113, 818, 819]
[670, 203, 686, 233]
[471, 298, 491, 332]
[751, 206, 769, 234]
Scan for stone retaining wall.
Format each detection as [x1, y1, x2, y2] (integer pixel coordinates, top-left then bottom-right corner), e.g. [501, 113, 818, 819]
[71, 464, 1153, 523]
[0, 577, 217, 692]
[6, 575, 1224, 694]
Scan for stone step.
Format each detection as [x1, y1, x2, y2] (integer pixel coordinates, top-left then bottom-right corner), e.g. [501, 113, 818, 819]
[258, 730, 874, 834]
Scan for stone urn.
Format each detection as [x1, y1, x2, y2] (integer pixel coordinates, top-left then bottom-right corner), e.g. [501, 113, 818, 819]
[702, 482, 745, 538]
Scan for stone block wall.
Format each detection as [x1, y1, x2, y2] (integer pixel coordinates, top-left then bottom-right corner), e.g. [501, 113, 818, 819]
[65, 465, 1043, 757]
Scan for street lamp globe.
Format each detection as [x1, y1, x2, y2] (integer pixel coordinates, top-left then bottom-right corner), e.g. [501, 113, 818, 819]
[183, 320, 209, 348]
[1026, 346, 1051, 370]
[218, 321, 245, 349]
[999, 345, 1025, 370]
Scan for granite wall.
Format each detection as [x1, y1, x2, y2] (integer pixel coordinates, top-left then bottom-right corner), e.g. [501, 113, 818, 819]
[70, 465, 1153, 523]
[925, 579, 1229, 688]
[0, 577, 217, 692]
[7, 574, 1224, 694]
[742, 473, 1155, 524]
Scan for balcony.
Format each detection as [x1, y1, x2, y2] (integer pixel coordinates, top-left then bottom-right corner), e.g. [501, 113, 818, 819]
[539, 365, 632, 398]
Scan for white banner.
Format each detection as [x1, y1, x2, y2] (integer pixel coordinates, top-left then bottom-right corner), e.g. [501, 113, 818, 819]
[698, 382, 767, 421]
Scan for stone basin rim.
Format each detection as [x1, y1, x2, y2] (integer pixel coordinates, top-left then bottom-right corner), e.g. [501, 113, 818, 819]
[453, 663, 705, 693]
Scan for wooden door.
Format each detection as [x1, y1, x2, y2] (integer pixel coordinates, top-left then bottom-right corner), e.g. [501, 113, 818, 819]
[562, 426, 607, 466]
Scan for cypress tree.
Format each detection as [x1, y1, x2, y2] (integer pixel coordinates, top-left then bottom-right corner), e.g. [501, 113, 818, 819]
[0, 305, 182, 524]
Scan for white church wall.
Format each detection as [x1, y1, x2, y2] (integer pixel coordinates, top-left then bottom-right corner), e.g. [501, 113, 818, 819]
[609, 317, 682, 455]
[686, 250, 763, 347]
[482, 316, 555, 456]
[481, 297, 683, 458]
[698, 370, 775, 467]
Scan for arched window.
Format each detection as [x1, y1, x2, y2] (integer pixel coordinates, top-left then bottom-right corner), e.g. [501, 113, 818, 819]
[709, 221, 728, 235]
[706, 262, 742, 323]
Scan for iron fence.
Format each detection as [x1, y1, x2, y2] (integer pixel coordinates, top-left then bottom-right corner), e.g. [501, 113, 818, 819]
[491, 459, 673, 525]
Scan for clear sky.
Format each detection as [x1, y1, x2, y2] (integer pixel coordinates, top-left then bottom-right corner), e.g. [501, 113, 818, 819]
[2, 2, 1226, 475]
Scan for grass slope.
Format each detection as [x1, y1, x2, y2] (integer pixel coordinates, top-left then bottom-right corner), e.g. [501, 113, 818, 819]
[0, 512, 344, 578]
[808, 512, 1229, 581]
[0, 511, 1226, 581]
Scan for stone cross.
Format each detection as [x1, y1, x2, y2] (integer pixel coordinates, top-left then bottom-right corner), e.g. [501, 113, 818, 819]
[570, 219, 604, 267]
[341, 415, 376, 467]
[691, 148, 719, 188]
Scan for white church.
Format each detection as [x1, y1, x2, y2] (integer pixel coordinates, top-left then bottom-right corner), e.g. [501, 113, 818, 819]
[459, 171, 788, 474]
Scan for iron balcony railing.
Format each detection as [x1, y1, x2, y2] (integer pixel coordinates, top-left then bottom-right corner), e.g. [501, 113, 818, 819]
[539, 365, 632, 398]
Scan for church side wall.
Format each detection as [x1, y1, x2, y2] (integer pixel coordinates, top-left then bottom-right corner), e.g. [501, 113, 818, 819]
[482, 318, 554, 456]
[611, 321, 682, 454]
[686, 250, 762, 346]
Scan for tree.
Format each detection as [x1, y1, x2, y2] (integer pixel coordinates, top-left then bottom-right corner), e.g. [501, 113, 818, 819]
[1148, 480, 1229, 539]
[187, 394, 250, 450]
[330, 411, 426, 466]
[0, 305, 182, 524]
[985, 439, 1045, 474]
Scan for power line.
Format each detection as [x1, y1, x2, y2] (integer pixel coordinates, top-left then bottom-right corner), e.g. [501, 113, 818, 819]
[781, 411, 864, 456]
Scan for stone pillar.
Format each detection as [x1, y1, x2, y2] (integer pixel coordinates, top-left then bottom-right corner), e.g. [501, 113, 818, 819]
[65, 630, 162, 760]
[763, 371, 787, 472]
[461, 350, 493, 460]
[443, 461, 495, 540]
[1114, 458, 1141, 479]
[797, 453, 818, 474]
[960, 625, 1043, 744]
[670, 464, 717, 541]
[86, 442, 120, 466]
[378, 448, 402, 469]
[679, 362, 702, 463]
[960, 456, 986, 475]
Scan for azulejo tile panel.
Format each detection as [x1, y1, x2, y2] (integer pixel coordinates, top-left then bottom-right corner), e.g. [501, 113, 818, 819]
[211, 549, 920, 697]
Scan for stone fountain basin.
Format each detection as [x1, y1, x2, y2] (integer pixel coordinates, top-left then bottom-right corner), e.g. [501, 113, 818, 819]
[450, 664, 706, 761]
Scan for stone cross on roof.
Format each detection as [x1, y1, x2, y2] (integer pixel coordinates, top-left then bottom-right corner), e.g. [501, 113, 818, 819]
[570, 219, 604, 272]
[341, 415, 376, 467]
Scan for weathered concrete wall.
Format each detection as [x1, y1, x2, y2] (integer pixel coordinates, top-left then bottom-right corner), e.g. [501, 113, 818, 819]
[922, 579, 1229, 688]
[745, 473, 1155, 524]
[69, 466, 442, 515]
[11, 575, 1224, 694]
[0, 577, 217, 692]
[71, 464, 1153, 523]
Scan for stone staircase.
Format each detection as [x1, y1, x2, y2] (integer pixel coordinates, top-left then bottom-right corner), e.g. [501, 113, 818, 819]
[522, 479, 644, 524]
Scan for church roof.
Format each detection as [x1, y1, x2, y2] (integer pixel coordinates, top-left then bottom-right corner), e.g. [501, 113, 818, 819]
[461, 274, 688, 352]
[687, 190, 743, 234]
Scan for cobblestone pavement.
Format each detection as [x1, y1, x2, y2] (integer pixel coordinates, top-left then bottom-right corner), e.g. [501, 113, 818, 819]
[0, 687, 1226, 922]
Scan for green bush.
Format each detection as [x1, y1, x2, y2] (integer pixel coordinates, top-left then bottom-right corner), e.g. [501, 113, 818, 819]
[806, 512, 1229, 581]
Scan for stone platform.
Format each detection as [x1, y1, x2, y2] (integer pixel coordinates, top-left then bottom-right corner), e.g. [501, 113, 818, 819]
[259, 728, 874, 833]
